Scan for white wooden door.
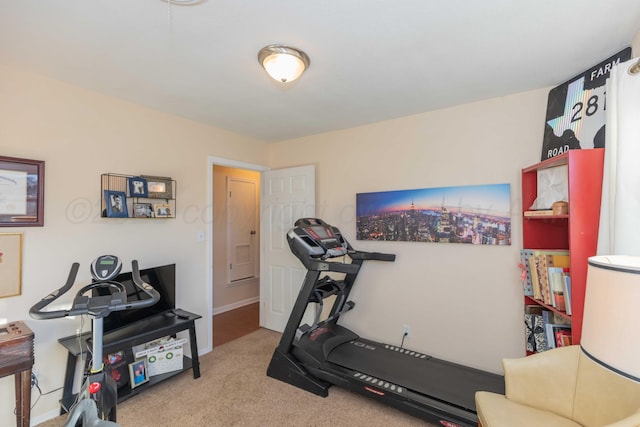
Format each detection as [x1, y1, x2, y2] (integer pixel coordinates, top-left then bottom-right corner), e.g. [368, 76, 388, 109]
[260, 165, 315, 332]
[227, 176, 257, 282]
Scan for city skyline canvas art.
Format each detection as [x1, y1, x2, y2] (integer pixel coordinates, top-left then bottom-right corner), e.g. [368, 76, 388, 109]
[356, 183, 511, 245]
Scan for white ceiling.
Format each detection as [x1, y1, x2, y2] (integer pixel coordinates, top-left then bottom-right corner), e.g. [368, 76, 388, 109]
[1, 0, 639, 142]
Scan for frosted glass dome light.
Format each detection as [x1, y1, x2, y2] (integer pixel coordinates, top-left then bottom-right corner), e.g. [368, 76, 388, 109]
[258, 45, 310, 83]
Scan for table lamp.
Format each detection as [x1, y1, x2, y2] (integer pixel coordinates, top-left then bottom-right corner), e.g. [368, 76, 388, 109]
[581, 255, 640, 382]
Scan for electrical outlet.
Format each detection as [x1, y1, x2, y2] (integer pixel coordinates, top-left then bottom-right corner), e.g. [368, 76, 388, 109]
[31, 369, 39, 387]
[402, 324, 410, 338]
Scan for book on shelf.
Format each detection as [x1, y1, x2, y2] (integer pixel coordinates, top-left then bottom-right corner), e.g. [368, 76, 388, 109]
[545, 323, 572, 349]
[525, 306, 574, 353]
[528, 255, 542, 300]
[555, 327, 573, 347]
[547, 266, 566, 311]
[541, 309, 570, 326]
[563, 274, 572, 315]
[536, 255, 553, 305]
[520, 249, 535, 297]
[552, 324, 572, 348]
[537, 310, 571, 351]
[524, 249, 570, 305]
[524, 209, 555, 217]
[524, 305, 546, 353]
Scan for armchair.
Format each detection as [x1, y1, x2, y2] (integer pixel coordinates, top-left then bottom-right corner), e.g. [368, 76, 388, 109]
[475, 345, 640, 427]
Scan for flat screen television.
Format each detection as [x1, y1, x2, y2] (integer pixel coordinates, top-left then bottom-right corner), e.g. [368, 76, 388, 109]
[98, 263, 176, 334]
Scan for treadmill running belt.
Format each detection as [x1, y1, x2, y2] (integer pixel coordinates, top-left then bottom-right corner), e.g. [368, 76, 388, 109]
[326, 337, 505, 412]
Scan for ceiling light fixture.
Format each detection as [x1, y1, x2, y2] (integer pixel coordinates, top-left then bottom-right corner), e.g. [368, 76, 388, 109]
[258, 44, 310, 83]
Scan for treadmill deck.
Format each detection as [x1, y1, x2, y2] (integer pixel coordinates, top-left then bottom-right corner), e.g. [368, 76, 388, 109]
[326, 336, 505, 412]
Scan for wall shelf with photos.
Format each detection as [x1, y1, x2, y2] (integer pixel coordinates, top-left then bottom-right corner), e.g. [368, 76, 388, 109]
[101, 173, 176, 219]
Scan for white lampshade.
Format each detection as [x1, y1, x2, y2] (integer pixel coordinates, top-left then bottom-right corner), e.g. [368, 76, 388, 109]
[258, 45, 310, 83]
[581, 255, 640, 382]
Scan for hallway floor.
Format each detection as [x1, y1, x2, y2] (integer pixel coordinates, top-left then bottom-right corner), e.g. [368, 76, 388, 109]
[212, 302, 260, 347]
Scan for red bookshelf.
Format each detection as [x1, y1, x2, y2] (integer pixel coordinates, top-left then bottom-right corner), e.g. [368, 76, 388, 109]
[522, 148, 604, 349]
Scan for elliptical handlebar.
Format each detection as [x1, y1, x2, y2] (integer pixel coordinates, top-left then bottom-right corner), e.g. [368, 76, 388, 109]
[29, 262, 80, 319]
[29, 259, 160, 320]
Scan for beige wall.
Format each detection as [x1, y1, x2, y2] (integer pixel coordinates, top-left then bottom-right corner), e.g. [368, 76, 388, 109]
[212, 165, 260, 310]
[0, 64, 268, 423]
[268, 88, 549, 372]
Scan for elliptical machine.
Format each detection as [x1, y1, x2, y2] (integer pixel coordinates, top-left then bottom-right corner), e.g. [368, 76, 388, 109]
[267, 218, 504, 427]
[30, 255, 160, 427]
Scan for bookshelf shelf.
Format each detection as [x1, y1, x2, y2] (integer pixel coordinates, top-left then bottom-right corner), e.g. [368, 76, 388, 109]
[524, 296, 571, 321]
[521, 149, 604, 352]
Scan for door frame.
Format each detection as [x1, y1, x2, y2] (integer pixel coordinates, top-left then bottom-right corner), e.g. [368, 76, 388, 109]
[206, 156, 269, 352]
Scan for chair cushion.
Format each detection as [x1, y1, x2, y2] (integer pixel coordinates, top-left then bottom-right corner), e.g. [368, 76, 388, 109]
[476, 391, 582, 427]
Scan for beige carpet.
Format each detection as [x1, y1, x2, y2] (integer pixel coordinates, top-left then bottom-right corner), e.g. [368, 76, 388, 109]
[37, 328, 436, 426]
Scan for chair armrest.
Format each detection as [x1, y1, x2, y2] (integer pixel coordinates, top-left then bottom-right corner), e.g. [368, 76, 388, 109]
[504, 346, 580, 419]
[604, 409, 640, 427]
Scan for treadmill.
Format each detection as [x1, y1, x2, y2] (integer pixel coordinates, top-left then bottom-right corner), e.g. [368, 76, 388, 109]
[266, 218, 505, 427]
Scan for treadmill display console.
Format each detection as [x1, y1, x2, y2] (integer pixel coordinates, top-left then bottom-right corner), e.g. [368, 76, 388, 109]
[287, 218, 349, 259]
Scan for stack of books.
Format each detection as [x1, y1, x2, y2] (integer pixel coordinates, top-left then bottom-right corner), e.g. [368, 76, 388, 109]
[520, 249, 572, 315]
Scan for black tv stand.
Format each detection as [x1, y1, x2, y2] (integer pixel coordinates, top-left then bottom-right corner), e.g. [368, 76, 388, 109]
[58, 309, 201, 414]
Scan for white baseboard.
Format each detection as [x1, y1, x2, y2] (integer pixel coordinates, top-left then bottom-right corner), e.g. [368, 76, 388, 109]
[31, 408, 63, 426]
[212, 296, 259, 316]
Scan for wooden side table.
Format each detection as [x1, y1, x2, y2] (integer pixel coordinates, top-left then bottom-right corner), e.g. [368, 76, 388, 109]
[0, 321, 34, 427]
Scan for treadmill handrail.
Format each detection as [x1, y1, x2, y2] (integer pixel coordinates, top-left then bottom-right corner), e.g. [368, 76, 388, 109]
[302, 258, 361, 274]
[348, 251, 396, 262]
[298, 251, 395, 274]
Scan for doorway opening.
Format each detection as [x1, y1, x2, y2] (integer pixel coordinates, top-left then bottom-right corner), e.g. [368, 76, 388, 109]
[209, 157, 268, 348]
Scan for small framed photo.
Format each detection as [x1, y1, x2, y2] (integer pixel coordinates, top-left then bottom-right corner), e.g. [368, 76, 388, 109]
[133, 203, 153, 218]
[129, 359, 149, 389]
[142, 175, 173, 199]
[153, 204, 173, 218]
[104, 190, 128, 218]
[128, 176, 148, 198]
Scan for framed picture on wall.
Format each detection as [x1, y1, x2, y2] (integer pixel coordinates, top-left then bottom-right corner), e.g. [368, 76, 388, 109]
[0, 232, 23, 299]
[0, 156, 45, 226]
[133, 203, 153, 218]
[142, 175, 173, 199]
[128, 176, 148, 198]
[153, 204, 173, 218]
[104, 190, 128, 218]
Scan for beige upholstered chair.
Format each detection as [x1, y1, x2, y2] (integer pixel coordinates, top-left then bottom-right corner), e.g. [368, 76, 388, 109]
[475, 345, 640, 427]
